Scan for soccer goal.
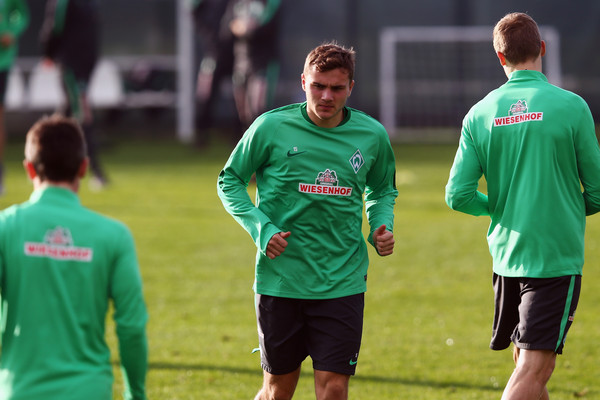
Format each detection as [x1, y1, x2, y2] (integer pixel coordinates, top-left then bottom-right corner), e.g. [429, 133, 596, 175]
[379, 26, 561, 141]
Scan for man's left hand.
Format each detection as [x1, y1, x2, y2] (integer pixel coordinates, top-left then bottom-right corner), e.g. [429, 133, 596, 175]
[373, 224, 394, 256]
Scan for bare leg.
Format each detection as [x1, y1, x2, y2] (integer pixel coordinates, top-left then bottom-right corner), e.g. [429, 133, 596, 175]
[247, 75, 267, 123]
[314, 370, 350, 400]
[502, 347, 556, 400]
[233, 79, 250, 128]
[255, 367, 301, 400]
[80, 93, 106, 185]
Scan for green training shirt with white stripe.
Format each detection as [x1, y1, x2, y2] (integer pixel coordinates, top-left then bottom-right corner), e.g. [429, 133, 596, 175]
[218, 102, 398, 299]
[0, 187, 148, 400]
[446, 70, 600, 278]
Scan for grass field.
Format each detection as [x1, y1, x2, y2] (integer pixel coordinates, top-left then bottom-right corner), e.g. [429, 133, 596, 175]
[1, 136, 598, 399]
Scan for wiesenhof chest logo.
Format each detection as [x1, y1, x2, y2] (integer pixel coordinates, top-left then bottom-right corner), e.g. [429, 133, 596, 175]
[298, 169, 353, 196]
[493, 100, 543, 127]
[24, 226, 93, 262]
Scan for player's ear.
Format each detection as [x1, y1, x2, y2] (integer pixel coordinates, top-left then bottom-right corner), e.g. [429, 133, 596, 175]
[496, 51, 507, 66]
[23, 160, 37, 180]
[301, 73, 306, 91]
[77, 158, 89, 179]
[540, 40, 546, 57]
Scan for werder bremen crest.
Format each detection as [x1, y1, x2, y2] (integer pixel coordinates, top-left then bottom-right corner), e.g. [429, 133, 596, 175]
[349, 149, 364, 174]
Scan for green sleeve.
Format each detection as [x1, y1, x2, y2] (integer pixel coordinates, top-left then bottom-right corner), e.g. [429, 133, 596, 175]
[7, 0, 29, 37]
[573, 100, 600, 216]
[217, 122, 281, 253]
[260, 0, 281, 25]
[445, 125, 490, 216]
[110, 226, 148, 400]
[365, 130, 399, 248]
[52, 0, 69, 35]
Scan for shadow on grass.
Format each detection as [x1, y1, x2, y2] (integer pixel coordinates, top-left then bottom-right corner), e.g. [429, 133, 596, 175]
[146, 361, 502, 393]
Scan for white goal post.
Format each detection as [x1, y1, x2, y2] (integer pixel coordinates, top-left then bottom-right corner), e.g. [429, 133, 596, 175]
[176, 0, 195, 143]
[379, 26, 562, 139]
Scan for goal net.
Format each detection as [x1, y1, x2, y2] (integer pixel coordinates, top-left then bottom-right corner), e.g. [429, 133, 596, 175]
[379, 26, 561, 141]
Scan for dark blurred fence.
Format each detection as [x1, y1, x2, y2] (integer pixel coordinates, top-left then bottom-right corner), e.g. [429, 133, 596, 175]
[13, 0, 600, 133]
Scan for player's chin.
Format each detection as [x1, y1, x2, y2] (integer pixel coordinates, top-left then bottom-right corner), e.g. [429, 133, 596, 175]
[316, 109, 338, 121]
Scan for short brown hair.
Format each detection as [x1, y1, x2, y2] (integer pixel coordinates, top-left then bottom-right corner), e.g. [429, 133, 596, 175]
[24, 114, 87, 182]
[303, 42, 356, 81]
[493, 12, 542, 65]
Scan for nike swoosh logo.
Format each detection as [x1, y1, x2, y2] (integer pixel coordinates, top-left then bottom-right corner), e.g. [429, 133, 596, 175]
[349, 360, 357, 365]
[287, 150, 307, 157]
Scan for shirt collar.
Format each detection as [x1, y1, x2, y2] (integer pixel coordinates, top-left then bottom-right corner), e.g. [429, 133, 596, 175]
[29, 186, 81, 206]
[507, 69, 548, 83]
[300, 102, 351, 128]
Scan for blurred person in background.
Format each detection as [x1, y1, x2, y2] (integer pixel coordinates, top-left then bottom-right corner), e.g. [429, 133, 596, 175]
[40, 0, 107, 189]
[445, 12, 600, 400]
[218, 42, 397, 400]
[0, 0, 29, 195]
[0, 114, 148, 400]
[225, 0, 281, 139]
[192, 0, 235, 148]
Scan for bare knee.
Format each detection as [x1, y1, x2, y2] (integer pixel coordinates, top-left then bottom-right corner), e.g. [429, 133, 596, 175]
[515, 349, 556, 384]
[320, 380, 348, 399]
[314, 371, 350, 400]
[256, 368, 301, 400]
[531, 356, 555, 383]
[256, 385, 295, 400]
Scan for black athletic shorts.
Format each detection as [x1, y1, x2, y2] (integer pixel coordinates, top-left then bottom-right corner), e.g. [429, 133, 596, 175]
[490, 273, 580, 354]
[256, 293, 364, 376]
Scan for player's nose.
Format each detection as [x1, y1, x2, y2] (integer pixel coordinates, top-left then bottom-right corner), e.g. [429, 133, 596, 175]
[321, 89, 334, 101]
